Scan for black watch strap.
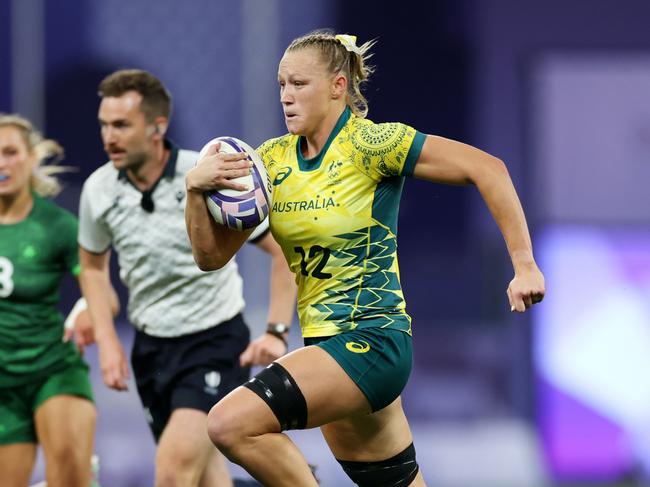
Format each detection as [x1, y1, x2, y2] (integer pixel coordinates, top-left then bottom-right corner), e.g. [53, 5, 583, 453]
[266, 322, 289, 345]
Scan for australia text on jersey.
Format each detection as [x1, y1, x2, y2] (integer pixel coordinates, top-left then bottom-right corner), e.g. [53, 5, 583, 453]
[272, 196, 337, 213]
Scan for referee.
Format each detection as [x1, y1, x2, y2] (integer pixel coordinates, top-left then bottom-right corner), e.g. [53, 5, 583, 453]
[78, 69, 296, 487]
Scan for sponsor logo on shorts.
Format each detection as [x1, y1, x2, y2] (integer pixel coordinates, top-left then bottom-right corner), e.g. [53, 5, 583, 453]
[345, 340, 371, 354]
[204, 371, 221, 395]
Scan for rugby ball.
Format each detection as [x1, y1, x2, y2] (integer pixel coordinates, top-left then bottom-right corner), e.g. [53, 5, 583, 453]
[197, 136, 271, 231]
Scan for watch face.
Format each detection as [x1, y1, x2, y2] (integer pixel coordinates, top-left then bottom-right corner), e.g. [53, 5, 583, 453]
[271, 323, 288, 333]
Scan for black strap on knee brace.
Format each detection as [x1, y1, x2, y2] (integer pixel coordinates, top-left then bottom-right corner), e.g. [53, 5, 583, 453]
[337, 443, 419, 487]
[243, 362, 307, 430]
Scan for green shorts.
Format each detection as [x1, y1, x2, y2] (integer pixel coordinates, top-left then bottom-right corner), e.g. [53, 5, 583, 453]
[0, 359, 94, 445]
[305, 327, 412, 412]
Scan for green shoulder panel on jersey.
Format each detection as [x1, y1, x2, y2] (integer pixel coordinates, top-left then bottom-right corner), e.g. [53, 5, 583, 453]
[356, 121, 424, 239]
[371, 176, 405, 236]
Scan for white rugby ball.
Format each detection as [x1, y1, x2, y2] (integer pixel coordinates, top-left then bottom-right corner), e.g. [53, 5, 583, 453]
[197, 136, 271, 231]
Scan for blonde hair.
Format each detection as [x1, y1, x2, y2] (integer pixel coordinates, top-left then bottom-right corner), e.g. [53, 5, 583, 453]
[286, 29, 376, 118]
[0, 114, 68, 197]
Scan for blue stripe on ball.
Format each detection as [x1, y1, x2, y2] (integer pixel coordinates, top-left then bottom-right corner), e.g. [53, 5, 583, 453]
[227, 213, 240, 229]
[238, 198, 258, 211]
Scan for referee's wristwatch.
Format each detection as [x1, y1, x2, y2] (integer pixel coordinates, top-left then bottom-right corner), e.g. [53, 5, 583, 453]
[266, 322, 289, 345]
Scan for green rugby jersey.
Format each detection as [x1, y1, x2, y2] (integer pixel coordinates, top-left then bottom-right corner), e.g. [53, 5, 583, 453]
[258, 108, 425, 338]
[0, 194, 81, 387]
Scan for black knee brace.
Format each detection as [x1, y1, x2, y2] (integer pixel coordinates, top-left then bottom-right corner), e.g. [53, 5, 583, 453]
[243, 362, 307, 430]
[337, 443, 419, 487]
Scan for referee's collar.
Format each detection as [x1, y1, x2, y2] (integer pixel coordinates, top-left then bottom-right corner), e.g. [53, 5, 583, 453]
[117, 139, 180, 182]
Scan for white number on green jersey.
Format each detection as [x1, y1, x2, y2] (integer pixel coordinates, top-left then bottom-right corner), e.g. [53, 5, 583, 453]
[0, 256, 14, 298]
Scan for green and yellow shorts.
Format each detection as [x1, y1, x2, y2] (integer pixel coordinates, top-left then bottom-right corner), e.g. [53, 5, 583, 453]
[0, 359, 94, 445]
[304, 327, 413, 412]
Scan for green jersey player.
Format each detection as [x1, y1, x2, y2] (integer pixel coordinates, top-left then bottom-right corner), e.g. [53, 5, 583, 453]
[0, 114, 116, 486]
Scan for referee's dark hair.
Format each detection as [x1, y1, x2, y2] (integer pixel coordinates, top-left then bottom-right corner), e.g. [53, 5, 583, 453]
[98, 69, 172, 122]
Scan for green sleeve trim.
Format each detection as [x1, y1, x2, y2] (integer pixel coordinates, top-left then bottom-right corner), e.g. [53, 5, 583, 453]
[71, 263, 81, 277]
[402, 131, 426, 177]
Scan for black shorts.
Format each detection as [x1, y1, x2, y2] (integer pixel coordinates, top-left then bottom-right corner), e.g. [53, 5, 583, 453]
[131, 313, 250, 441]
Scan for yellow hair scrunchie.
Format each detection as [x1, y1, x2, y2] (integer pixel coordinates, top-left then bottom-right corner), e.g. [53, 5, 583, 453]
[335, 34, 362, 55]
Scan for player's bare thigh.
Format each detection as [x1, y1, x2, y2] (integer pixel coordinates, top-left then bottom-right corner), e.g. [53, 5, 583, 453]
[34, 395, 95, 456]
[212, 344, 371, 437]
[156, 407, 231, 487]
[34, 395, 95, 485]
[278, 345, 372, 426]
[321, 398, 427, 486]
[320, 397, 413, 460]
[0, 443, 37, 487]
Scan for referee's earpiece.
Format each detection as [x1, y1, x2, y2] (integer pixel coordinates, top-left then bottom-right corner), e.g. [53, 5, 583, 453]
[148, 121, 167, 137]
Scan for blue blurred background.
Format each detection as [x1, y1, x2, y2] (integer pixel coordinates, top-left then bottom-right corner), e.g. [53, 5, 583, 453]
[2, 0, 650, 485]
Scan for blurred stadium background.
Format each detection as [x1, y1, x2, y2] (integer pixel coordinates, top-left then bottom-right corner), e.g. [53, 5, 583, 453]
[2, 0, 650, 485]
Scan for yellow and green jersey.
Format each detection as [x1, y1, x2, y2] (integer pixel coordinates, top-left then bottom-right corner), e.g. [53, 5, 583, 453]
[0, 194, 82, 387]
[258, 108, 425, 338]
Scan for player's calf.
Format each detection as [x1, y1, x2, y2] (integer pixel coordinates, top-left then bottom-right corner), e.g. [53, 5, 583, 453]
[337, 443, 420, 487]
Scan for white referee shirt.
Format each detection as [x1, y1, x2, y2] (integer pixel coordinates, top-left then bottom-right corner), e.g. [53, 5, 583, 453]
[78, 140, 269, 337]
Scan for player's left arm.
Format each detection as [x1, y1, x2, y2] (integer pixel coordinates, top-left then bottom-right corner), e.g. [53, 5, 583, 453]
[413, 135, 545, 312]
[240, 232, 297, 366]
